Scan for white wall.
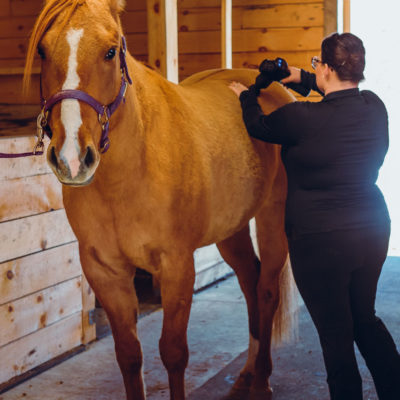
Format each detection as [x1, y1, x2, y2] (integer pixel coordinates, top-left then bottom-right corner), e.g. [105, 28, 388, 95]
[350, 1, 400, 255]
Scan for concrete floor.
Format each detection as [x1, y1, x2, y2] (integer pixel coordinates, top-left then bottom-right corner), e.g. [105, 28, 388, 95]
[0, 257, 399, 400]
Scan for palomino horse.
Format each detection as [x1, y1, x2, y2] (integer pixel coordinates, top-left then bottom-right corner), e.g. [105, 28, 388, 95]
[23, 1, 297, 399]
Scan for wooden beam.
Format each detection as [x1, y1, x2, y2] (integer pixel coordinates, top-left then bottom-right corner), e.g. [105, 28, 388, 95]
[324, 0, 337, 36]
[221, 0, 232, 69]
[343, 0, 351, 32]
[147, 0, 179, 83]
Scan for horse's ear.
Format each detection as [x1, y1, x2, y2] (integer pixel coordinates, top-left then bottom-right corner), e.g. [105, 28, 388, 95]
[109, 0, 125, 13]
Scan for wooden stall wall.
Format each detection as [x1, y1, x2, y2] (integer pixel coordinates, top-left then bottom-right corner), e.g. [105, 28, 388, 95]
[0, 0, 331, 104]
[0, 137, 96, 389]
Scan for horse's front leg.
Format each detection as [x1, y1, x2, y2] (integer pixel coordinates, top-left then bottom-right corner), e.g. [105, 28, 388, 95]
[79, 246, 145, 400]
[158, 252, 195, 400]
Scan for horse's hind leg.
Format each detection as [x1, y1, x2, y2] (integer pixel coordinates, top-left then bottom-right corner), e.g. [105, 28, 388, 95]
[249, 202, 289, 400]
[216, 225, 262, 398]
[79, 246, 145, 400]
[158, 252, 196, 400]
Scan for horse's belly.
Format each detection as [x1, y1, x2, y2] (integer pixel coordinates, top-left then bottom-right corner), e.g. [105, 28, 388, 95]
[199, 140, 280, 245]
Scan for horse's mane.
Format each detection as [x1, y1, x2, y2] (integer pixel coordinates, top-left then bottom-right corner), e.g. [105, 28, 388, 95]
[23, 0, 84, 96]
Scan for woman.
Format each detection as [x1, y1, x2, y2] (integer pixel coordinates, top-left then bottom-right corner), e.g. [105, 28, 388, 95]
[229, 32, 400, 400]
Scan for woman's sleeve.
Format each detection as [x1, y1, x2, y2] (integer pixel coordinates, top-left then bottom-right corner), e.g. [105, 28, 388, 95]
[239, 85, 301, 145]
[285, 70, 324, 97]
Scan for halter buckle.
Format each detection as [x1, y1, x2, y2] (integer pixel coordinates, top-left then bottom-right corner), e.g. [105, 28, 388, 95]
[98, 108, 109, 129]
[33, 139, 45, 155]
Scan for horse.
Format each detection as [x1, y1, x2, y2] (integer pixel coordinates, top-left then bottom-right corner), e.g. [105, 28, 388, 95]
[23, 1, 297, 399]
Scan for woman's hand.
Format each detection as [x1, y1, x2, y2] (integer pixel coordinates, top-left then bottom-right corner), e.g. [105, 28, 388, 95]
[229, 81, 248, 97]
[280, 66, 301, 84]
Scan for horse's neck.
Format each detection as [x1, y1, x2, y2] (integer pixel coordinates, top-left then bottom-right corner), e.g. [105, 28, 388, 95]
[93, 56, 170, 188]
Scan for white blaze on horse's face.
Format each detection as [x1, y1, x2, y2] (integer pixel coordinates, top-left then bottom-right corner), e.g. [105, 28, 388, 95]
[60, 28, 84, 179]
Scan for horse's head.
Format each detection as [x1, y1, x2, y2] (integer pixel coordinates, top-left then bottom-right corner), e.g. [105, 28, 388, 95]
[24, 0, 130, 186]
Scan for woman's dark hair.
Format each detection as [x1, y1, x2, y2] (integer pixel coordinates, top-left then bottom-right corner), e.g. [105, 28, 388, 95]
[321, 32, 365, 82]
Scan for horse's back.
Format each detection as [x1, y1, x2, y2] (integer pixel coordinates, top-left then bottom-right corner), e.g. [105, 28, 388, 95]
[180, 68, 296, 115]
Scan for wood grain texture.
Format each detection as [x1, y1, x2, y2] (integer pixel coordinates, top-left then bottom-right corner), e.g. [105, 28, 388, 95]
[0, 174, 63, 222]
[0, 136, 52, 180]
[0, 312, 82, 383]
[0, 209, 76, 263]
[0, 277, 82, 347]
[0, 242, 81, 305]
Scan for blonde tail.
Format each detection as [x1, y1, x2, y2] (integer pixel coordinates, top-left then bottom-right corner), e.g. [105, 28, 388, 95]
[272, 256, 299, 346]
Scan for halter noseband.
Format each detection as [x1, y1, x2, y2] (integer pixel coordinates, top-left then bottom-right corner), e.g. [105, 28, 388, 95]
[36, 36, 132, 154]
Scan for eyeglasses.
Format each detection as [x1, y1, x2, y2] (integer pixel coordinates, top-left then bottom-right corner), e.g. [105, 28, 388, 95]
[311, 56, 322, 70]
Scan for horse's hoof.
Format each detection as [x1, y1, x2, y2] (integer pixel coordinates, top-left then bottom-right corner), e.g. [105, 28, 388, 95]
[232, 372, 254, 390]
[248, 387, 273, 400]
[222, 387, 249, 400]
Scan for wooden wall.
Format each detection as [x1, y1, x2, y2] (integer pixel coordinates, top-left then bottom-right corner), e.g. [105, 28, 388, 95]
[0, 135, 96, 388]
[0, 0, 333, 104]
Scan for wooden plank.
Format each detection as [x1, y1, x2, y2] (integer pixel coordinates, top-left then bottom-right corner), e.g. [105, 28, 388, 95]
[177, 4, 323, 32]
[0, 38, 28, 59]
[324, 0, 337, 36]
[0, 277, 82, 347]
[0, 73, 40, 104]
[176, 27, 323, 54]
[0, 242, 81, 305]
[178, 50, 315, 78]
[0, 312, 82, 384]
[10, 0, 43, 17]
[0, 103, 40, 138]
[177, 0, 321, 6]
[0, 209, 77, 263]
[147, 0, 179, 83]
[0, 58, 40, 71]
[0, 1, 11, 17]
[81, 273, 96, 344]
[343, 0, 350, 32]
[0, 136, 52, 181]
[125, 33, 147, 56]
[221, 0, 232, 68]
[237, 3, 323, 29]
[0, 16, 36, 38]
[0, 174, 64, 223]
[165, 0, 179, 83]
[120, 10, 147, 34]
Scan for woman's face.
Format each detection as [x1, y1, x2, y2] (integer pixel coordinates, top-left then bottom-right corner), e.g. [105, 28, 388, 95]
[312, 55, 327, 92]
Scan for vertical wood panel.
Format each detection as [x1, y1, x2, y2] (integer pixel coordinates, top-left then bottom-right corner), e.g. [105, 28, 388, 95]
[221, 0, 232, 68]
[147, 0, 179, 83]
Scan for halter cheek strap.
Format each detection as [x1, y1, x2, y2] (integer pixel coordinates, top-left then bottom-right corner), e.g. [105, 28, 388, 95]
[37, 36, 132, 154]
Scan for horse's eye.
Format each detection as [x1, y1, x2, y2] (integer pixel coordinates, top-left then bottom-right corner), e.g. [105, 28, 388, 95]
[37, 46, 46, 60]
[105, 48, 116, 60]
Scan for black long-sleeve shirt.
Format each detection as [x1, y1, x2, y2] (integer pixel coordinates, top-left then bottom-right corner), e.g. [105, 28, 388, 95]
[239, 71, 390, 238]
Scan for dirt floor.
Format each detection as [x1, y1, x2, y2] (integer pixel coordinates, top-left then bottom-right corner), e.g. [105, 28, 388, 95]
[1, 257, 399, 400]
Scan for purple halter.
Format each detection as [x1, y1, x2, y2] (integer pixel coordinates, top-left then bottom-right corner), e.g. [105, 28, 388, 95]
[37, 36, 132, 154]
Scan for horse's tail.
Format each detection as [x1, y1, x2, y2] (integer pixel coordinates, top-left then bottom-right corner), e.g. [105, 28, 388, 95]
[272, 256, 299, 346]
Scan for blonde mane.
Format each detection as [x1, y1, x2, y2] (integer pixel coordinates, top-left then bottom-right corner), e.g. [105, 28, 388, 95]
[23, 0, 84, 96]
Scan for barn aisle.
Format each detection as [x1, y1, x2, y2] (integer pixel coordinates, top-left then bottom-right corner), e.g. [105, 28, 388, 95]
[1, 257, 399, 400]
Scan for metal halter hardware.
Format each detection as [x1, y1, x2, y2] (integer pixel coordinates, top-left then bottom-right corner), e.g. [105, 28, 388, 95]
[37, 36, 132, 154]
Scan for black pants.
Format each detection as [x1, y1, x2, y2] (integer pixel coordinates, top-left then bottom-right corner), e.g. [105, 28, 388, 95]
[288, 224, 400, 400]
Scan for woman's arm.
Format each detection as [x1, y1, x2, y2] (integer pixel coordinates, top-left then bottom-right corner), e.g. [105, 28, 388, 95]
[229, 82, 299, 145]
[281, 68, 324, 96]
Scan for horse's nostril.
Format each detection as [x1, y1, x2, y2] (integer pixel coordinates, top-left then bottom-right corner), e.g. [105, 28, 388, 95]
[84, 146, 94, 167]
[50, 146, 58, 168]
